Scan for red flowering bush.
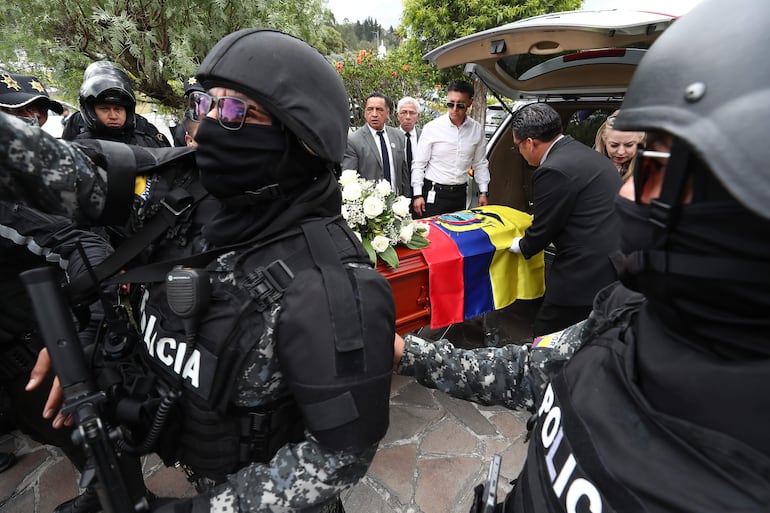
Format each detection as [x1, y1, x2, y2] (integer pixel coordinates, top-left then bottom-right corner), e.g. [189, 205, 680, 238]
[335, 48, 442, 127]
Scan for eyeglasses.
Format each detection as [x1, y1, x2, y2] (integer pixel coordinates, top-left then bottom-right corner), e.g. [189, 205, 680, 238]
[445, 102, 467, 110]
[189, 91, 269, 130]
[512, 137, 530, 153]
[633, 149, 670, 203]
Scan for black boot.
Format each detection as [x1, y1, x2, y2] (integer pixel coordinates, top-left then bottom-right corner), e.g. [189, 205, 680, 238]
[0, 451, 15, 472]
[53, 487, 100, 513]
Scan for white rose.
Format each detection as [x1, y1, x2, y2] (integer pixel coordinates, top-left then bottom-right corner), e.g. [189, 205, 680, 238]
[340, 204, 349, 220]
[371, 235, 390, 253]
[375, 180, 392, 196]
[399, 222, 415, 243]
[339, 169, 360, 186]
[363, 196, 385, 218]
[392, 196, 410, 218]
[342, 182, 362, 202]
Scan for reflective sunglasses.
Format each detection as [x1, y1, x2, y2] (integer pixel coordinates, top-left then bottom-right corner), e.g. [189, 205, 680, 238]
[445, 101, 467, 110]
[633, 149, 670, 203]
[188, 91, 252, 130]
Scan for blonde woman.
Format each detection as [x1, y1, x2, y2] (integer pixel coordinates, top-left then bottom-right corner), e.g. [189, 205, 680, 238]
[594, 110, 645, 182]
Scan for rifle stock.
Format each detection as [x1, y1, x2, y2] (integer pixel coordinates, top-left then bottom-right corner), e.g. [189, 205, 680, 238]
[20, 266, 148, 513]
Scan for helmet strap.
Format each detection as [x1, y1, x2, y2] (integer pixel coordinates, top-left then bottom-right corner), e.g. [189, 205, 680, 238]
[648, 138, 691, 231]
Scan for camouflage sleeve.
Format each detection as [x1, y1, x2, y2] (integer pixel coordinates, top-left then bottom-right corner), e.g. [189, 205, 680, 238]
[0, 112, 109, 223]
[397, 321, 587, 412]
[0, 200, 113, 278]
[211, 435, 376, 512]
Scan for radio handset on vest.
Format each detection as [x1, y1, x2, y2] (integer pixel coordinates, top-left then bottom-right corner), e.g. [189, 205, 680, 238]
[167, 266, 210, 328]
[166, 266, 211, 379]
[125, 267, 212, 456]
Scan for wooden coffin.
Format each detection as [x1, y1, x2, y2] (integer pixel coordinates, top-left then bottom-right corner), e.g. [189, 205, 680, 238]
[376, 246, 430, 334]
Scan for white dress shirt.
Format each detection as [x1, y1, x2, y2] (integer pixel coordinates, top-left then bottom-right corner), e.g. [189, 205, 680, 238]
[410, 113, 490, 196]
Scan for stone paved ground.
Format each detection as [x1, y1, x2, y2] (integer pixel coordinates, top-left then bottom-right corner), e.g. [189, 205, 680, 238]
[0, 299, 540, 513]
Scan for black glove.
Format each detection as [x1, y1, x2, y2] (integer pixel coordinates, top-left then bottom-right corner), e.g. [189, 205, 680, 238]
[151, 493, 210, 513]
[470, 483, 485, 513]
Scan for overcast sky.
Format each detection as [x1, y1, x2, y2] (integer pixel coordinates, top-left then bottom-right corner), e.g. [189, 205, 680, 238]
[326, 0, 705, 31]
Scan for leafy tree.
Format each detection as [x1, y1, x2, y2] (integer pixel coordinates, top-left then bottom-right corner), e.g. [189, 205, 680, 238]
[334, 47, 442, 128]
[0, 0, 344, 109]
[401, 0, 582, 58]
[400, 0, 582, 121]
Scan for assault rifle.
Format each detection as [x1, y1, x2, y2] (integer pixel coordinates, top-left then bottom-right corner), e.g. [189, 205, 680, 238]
[20, 267, 149, 513]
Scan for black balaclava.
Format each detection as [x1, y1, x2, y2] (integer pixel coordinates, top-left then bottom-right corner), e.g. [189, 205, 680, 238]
[194, 117, 287, 200]
[195, 116, 339, 246]
[617, 151, 770, 358]
[626, 161, 770, 457]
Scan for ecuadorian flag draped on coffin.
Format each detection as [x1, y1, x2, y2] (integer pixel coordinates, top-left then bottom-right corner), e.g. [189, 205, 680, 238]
[421, 205, 545, 329]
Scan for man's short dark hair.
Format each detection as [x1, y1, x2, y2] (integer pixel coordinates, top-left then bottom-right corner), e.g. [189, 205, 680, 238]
[365, 91, 392, 112]
[511, 103, 562, 142]
[447, 80, 474, 98]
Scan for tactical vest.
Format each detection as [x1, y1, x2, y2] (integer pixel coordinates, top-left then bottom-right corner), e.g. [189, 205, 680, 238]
[505, 286, 770, 513]
[135, 216, 395, 483]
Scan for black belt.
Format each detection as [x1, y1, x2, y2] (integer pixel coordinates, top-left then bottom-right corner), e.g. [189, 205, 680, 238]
[425, 178, 466, 192]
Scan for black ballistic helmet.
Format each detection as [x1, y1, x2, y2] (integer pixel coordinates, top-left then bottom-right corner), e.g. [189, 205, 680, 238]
[195, 29, 349, 164]
[83, 60, 133, 84]
[79, 62, 136, 132]
[613, 0, 770, 220]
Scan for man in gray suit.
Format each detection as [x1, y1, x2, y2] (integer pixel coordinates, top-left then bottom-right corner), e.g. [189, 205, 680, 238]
[342, 92, 410, 198]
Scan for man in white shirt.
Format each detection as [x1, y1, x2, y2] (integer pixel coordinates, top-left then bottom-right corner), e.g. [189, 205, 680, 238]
[411, 80, 490, 217]
[342, 92, 410, 197]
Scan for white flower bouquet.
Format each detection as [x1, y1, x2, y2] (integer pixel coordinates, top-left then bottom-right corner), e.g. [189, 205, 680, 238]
[339, 169, 430, 268]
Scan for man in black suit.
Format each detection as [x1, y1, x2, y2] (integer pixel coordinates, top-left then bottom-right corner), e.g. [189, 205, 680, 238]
[508, 103, 621, 336]
[397, 96, 421, 172]
[342, 92, 410, 197]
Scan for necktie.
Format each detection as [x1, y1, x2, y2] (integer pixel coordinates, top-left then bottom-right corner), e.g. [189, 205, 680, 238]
[405, 131, 413, 171]
[376, 130, 391, 183]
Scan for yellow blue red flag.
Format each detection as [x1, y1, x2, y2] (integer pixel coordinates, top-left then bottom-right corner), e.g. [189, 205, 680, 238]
[421, 205, 545, 328]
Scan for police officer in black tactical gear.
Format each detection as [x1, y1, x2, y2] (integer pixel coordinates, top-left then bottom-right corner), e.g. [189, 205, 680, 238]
[137, 29, 395, 513]
[0, 70, 65, 126]
[0, 68, 207, 513]
[397, 0, 770, 511]
[0, 72, 121, 496]
[0, 29, 395, 513]
[62, 60, 170, 147]
[171, 76, 205, 147]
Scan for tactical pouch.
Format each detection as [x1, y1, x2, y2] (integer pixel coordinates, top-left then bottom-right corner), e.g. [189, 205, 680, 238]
[0, 339, 37, 380]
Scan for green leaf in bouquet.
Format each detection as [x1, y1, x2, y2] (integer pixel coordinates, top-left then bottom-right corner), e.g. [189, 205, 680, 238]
[379, 245, 399, 268]
[406, 232, 430, 249]
[361, 238, 377, 265]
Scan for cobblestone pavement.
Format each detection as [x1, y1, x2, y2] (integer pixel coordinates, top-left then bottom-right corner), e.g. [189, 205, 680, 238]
[0, 300, 540, 513]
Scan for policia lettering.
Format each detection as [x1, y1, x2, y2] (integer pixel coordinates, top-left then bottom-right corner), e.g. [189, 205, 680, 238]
[140, 289, 202, 389]
[537, 383, 602, 513]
